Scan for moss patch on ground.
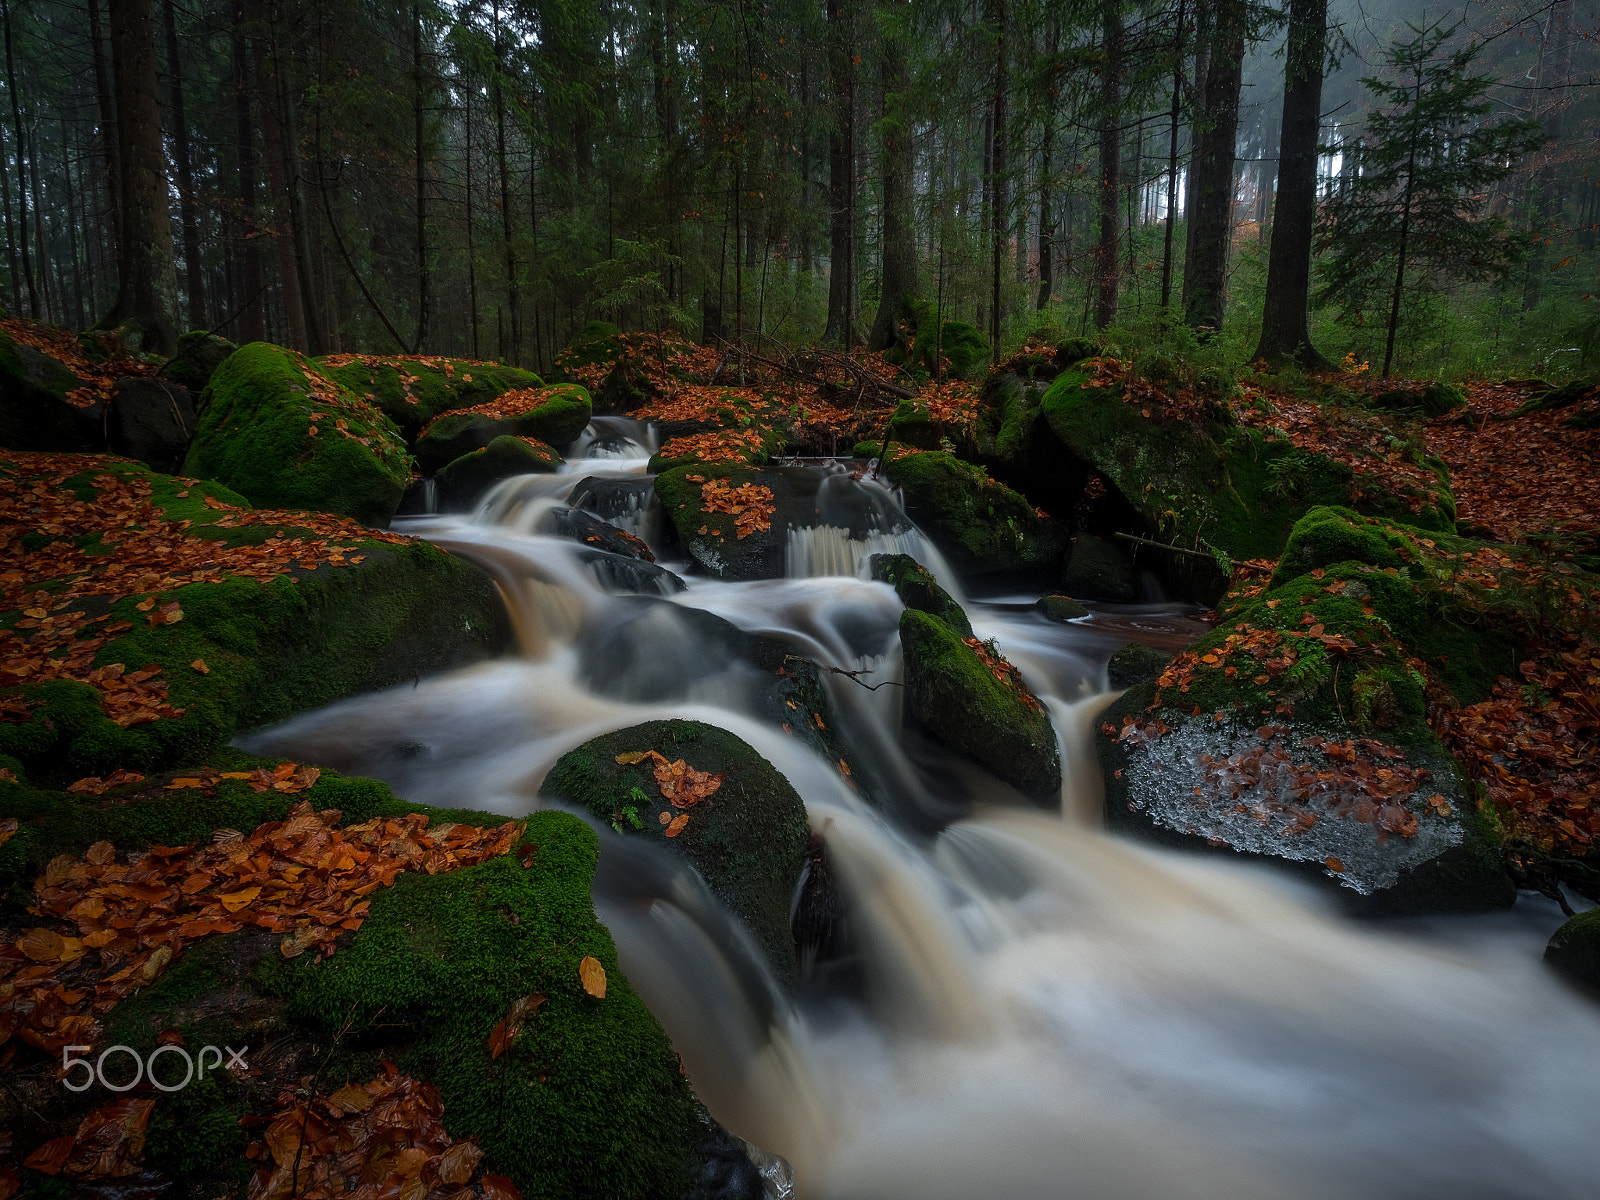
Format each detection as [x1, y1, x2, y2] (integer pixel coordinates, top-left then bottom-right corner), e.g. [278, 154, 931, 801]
[183, 342, 411, 526]
[541, 719, 810, 981]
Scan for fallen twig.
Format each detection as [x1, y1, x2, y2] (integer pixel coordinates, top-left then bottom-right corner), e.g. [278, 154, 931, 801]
[783, 653, 904, 691]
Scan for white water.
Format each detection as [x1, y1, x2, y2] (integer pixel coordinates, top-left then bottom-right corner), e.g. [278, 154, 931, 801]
[241, 420, 1600, 1199]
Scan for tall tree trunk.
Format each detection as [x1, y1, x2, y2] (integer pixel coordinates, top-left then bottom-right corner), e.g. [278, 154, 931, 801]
[1036, 129, 1053, 310]
[412, 0, 429, 352]
[0, 110, 16, 312]
[1523, 0, 1572, 310]
[88, 0, 120, 270]
[1160, 0, 1184, 310]
[464, 80, 479, 359]
[61, 117, 86, 328]
[1182, 0, 1210, 289]
[1381, 77, 1421, 380]
[230, 0, 262, 343]
[988, 0, 1008, 359]
[1183, 0, 1243, 333]
[867, 0, 917, 350]
[271, 28, 324, 354]
[252, 36, 307, 350]
[161, 0, 203, 329]
[99, 0, 180, 353]
[492, 0, 519, 361]
[2, 0, 37, 317]
[824, 0, 855, 344]
[1094, 0, 1121, 329]
[1253, 0, 1330, 368]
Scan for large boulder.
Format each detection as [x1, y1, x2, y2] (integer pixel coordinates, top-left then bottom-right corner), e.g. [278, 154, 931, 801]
[0, 322, 98, 451]
[435, 434, 562, 507]
[0, 453, 499, 783]
[1061, 533, 1137, 602]
[108, 376, 196, 473]
[319, 352, 544, 435]
[414, 383, 592, 472]
[1097, 549, 1517, 916]
[159, 330, 237, 394]
[899, 608, 1061, 802]
[1546, 909, 1600, 994]
[870, 552, 972, 635]
[879, 450, 1066, 576]
[542, 719, 810, 981]
[183, 341, 411, 526]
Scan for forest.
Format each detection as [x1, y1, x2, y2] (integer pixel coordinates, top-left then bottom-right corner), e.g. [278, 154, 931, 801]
[0, 0, 1596, 377]
[2, 0, 1600, 1197]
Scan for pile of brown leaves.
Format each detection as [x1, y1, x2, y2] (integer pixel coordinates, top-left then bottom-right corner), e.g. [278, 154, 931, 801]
[962, 637, 1042, 712]
[17, 1096, 155, 1183]
[0, 316, 155, 409]
[613, 749, 725, 838]
[692, 477, 777, 539]
[659, 428, 770, 466]
[243, 1064, 520, 1200]
[0, 800, 519, 1058]
[416, 385, 573, 439]
[553, 331, 723, 393]
[1441, 646, 1600, 857]
[1423, 380, 1600, 542]
[0, 452, 413, 727]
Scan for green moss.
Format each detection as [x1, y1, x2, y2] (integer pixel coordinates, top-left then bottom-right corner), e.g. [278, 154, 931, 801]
[1546, 907, 1600, 992]
[0, 325, 91, 452]
[1038, 595, 1090, 622]
[871, 553, 973, 635]
[416, 385, 592, 471]
[319, 356, 543, 432]
[653, 464, 792, 580]
[886, 400, 941, 450]
[881, 451, 1065, 576]
[283, 811, 701, 1199]
[1106, 642, 1172, 688]
[437, 435, 561, 505]
[899, 609, 1060, 800]
[1062, 534, 1136, 602]
[160, 330, 238, 394]
[541, 719, 809, 980]
[183, 342, 411, 526]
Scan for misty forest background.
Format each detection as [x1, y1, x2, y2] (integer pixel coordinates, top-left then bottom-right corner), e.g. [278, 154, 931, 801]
[0, 0, 1596, 380]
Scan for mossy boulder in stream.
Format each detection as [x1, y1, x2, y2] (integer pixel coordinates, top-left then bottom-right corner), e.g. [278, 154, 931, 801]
[879, 451, 1066, 576]
[1097, 555, 1515, 916]
[183, 341, 411, 526]
[319, 353, 543, 434]
[1037, 594, 1090, 622]
[899, 609, 1061, 802]
[414, 384, 592, 472]
[542, 719, 810, 981]
[870, 552, 972, 635]
[435, 434, 562, 507]
[1546, 908, 1600, 993]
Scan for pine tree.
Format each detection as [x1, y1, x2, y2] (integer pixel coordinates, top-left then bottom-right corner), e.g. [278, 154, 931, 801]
[1315, 21, 1546, 378]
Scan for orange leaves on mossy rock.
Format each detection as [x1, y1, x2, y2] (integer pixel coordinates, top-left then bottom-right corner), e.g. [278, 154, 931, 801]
[697, 477, 776, 538]
[487, 993, 545, 1058]
[244, 1064, 510, 1200]
[0, 804, 520, 1055]
[578, 956, 607, 999]
[962, 637, 1043, 712]
[661, 428, 770, 468]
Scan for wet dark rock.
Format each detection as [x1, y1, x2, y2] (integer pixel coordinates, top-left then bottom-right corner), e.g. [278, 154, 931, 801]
[108, 376, 196, 473]
[434, 435, 561, 507]
[568, 474, 658, 528]
[547, 505, 655, 560]
[1062, 534, 1137, 602]
[1546, 909, 1600, 994]
[0, 326, 98, 451]
[871, 552, 972, 636]
[1106, 642, 1173, 688]
[159, 330, 237, 395]
[1038, 594, 1090, 622]
[575, 548, 685, 595]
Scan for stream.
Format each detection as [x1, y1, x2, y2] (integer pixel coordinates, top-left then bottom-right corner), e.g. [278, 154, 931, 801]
[241, 419, 1600, 1200]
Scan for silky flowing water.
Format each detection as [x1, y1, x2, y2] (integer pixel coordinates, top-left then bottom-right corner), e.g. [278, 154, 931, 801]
[242, 421, 1600, 1200]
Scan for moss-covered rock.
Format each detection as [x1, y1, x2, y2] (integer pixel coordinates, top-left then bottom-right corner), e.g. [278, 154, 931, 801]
[880, 302, 990, 381]
[183, 342, 411, 526]
[414, 384, 592, 472]
[1097, 560, 1516, 915]
[436, 435, 561, 507]
[1545, 908, 1600, 993]
[319, 354, 544, 434]
[1030, 369, 1457, 602]
[879, 451, 1066, 577]
[1062, 533, 1137, 602]
[899, 609, 1061, 802]
[1371, 381, 1467, 418]
[1038, 594, 1090, 622]
[1106, 642, 1172, 688]
[282, 811, 702, 1199]
[108, 376, 196, 473]
[159, 330, 238, 394]
[870, 552, 972, 635]
[0, 324, 98, 452]
[541, 720, 809, 981]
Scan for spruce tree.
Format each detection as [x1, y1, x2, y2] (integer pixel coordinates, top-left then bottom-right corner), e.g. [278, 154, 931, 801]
[1315, 21, 1545, 377]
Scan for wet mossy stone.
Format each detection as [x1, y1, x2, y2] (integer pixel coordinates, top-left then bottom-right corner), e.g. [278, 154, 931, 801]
[899, 609, 1061, 802]
[879, 451, 1066, 576]
[1062, 533, 1137, 603]
[1096, 563, 1515, 916]
[415, 384, 592, 472]
[541, 720, 810, 981]
[885, 399, 942, 450]
[1056, 337, 1099, 367]
[1038, 594, 1090, 622]
[435, 435, 561, 507]
[1372, 382, 1467, 418]
[653, 465, 799, 581]
[1106, 642, 1171, 688]
[183, 342, 410, 526]
[548, 506, 655, 561]
[159, 330, 237, 394]
[871, 552, 972, 635]
[0, 324, 98, 451]
[1545, 908, 1600, 994]
[318, 355, 543, 435]
[1035, 370, 1457, 603]
[278, 810, 703, 1199]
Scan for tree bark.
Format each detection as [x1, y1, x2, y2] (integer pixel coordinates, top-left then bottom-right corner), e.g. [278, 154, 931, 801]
[161, 0, 204, 329]
[988, 0, 1008, 359]
[88, 0, 121, 271]
[1522, 0, 1572, 310]
[229, 0, 263, 343]
[492, 0, 520, 361]
[99, 0, 181, 354]
[412, 0, 429, 352]
[1252, 0, 1331, 368]
[2, 0, 38, 318]
[868, 0, 918, 350]
[252, 34, 307, 351]
[1094, 0, 1122, 329]
[1183, 0, 1243, 333]
[1160, 0, 1184, 310]
[824, 0, 856, 345]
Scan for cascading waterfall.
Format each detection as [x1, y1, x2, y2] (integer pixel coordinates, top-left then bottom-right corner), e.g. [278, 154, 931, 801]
[240, 417, 1600, 1200]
